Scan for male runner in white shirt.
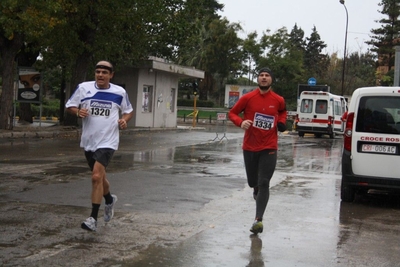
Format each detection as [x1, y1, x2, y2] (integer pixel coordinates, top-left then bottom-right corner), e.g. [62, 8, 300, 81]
[66, 60, 133, 231]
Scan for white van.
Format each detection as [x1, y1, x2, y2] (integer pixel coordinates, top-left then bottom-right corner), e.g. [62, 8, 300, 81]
[341, 87, 400, 202]
[295, 91, 347, 138]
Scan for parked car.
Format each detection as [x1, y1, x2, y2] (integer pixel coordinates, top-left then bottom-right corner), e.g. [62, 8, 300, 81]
[341, 87, 400, 202]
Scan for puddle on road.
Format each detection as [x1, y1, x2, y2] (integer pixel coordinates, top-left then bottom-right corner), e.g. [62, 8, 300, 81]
[43, 166, 89, 176]
[108, 140, 244, 177]
[105, 220, 265, 267]
[0, 159, 59, 164]
[278, 138, 343, 175]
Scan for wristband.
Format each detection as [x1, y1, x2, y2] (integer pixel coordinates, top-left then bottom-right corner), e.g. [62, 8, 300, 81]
[76, 109, 80, 118]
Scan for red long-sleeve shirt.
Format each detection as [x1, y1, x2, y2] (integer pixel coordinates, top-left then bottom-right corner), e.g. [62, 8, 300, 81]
[229, 88, 287, 151]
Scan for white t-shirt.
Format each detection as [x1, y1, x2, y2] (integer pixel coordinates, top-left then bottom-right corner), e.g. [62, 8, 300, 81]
[65, 81, 133, 151]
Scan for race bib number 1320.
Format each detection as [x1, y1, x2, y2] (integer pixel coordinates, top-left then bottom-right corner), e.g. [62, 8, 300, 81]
[89, 100, 112, 117]
[253, 112, 275, 130]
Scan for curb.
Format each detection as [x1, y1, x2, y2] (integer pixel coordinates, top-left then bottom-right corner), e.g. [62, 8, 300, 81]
[0, 125, 209, 140]
[15, 116, 59, 121]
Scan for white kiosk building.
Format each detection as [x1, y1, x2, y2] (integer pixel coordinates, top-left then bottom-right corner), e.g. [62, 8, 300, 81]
[113, 57, 204, 128]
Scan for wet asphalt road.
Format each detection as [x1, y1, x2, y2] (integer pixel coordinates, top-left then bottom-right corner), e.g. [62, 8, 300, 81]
[1, 126, 400, 266]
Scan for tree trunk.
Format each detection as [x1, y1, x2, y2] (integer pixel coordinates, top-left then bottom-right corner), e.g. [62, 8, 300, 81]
[58, 66, 66, 124]
[199, 71, 214, 101]
[62, 5, 97, 126]
[63, 51, 91, 126]
[16, 42, 41, 124]
[18, 103, 33, 123]
[0, 34, 24, 130]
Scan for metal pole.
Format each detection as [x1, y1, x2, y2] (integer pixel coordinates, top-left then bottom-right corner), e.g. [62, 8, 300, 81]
[394, 46, 400, 86]
[192, 95, 197, 128]
[340, 0, 348, 96]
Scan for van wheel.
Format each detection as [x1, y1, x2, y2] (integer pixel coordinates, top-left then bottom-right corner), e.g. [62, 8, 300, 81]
[329, 132, 336, 139]
[298, 132, 304, 137]
[341, 182, 355, 202]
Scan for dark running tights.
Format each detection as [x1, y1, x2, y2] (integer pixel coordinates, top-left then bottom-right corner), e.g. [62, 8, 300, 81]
[256, 185, 270, 220]
[243, 149, 277, 220]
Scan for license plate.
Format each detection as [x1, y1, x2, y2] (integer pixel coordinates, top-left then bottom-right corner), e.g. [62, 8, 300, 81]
[361, 144, 397, 154]
[299, 118, 311, 122]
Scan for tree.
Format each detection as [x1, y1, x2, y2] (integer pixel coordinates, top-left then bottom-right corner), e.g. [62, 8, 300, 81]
[242, 32, 262, 83]
[0, 33, 24, 129]
[3, 0, 224, 128]
[289, 23, 306, 52]
[346, 52, 376, 92]
[258, 27, 304, 104]
[0, 0, 62, 129]
[322, 50, 377, 96]
[205, 18, 243, 103]
[39, 0, 185, 125]
[367, 0, 400, 84]
[175, 0, 244, 102]
[304, 26, 329, 81]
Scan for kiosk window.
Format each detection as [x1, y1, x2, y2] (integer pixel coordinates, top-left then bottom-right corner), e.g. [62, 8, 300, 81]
[142, 86, 153, 112]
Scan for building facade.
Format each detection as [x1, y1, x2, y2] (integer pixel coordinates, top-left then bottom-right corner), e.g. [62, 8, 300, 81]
[113, 57, 204, 128]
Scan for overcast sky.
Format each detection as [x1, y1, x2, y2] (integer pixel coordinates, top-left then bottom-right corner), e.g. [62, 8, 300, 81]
[217, 0, 383, 55]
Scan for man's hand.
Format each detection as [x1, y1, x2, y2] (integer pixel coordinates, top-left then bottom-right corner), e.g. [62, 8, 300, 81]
[277, 122, 287, 132]
[241, 120, 253, 130]
[118, 119, 127, 129]
[79, 108, 89, 118]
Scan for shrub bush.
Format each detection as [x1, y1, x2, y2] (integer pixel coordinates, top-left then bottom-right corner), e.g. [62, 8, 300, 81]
[30, 99, 60, 117]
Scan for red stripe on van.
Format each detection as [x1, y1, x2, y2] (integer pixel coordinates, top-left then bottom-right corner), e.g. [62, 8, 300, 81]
[311, 119, 342, 125]
[312, 119, 329, 123]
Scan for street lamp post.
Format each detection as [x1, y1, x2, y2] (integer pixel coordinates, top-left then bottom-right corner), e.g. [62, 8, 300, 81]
[340, 0, 348, 96]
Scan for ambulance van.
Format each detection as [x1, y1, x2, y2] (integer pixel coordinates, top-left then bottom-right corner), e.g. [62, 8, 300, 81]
[295, 91, 347, 138]
[341, 87, 400, 202]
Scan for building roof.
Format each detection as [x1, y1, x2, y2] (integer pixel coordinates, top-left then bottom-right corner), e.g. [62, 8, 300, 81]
[144, 57, 204, 79]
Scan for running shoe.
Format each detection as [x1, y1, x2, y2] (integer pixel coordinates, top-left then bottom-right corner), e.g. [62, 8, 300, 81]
[81, 217, 97, 231]
[250, 220, 263, 234]
[104, 194, 118, 222]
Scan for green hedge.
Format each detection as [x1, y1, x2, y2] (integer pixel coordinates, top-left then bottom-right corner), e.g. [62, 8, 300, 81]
[177, 99, 214, 107]
[33, 100, 60, 117]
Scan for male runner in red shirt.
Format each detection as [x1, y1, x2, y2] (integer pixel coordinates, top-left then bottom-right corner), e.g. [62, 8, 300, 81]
[229, 67, 287, 234]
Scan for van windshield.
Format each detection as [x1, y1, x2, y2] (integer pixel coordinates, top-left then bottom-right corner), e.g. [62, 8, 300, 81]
[356, 96, 400, 134]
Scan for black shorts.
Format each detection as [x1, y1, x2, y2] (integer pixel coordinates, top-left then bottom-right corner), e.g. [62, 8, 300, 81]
[85, 148, 115, 171]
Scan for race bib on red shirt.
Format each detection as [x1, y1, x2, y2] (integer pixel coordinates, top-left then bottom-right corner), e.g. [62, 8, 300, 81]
[253, 112, 275, 130]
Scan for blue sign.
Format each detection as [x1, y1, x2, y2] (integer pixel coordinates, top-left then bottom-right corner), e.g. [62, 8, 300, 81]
[308, 77, 317, 86]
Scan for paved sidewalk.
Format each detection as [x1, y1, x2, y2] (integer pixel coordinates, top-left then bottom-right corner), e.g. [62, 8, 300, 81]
[1, 118, 295, 139]
[0, 121, 210, 139]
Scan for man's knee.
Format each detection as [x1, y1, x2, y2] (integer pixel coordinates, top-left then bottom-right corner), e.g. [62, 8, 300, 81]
[248, 178, 258, 188]
[92, 172, 103, 183]
[91, 167, 105, 184]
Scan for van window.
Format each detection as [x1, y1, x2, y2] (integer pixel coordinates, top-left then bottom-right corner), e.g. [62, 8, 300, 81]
[355, 96, 400, 134]
[315, 100, 327, 114]
[300, 99, 313, 113]
[334, 101, 342, 116]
